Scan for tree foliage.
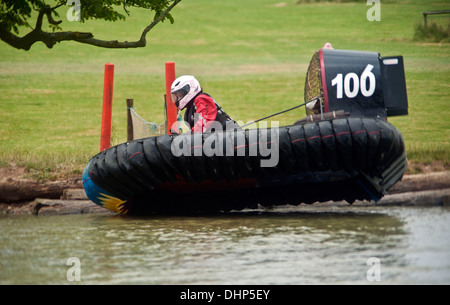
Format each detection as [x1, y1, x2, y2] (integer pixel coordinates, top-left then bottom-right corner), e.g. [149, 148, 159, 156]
[0, 0, 181, 50]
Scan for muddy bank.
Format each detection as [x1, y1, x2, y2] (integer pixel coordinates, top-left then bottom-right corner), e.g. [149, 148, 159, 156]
[1, 169, 449, 215]
[388, 171, 450, 194]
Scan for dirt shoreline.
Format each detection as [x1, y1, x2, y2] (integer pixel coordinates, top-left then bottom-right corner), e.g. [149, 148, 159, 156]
[1, 166, 449, 215]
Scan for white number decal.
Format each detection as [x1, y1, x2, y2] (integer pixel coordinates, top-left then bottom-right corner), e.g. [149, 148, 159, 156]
[331, 64, 376, 99]
[344, 72, 359, 98]
[360, 64, 376, 97]
[331, 73, 343, 99]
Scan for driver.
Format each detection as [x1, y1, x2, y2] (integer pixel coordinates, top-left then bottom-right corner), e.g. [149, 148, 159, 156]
[171, 75, 238, 133]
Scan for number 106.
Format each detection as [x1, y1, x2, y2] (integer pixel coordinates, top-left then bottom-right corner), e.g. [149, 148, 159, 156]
[331, 64, 376, 99]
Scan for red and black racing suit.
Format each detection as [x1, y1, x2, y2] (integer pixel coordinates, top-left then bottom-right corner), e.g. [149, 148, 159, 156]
[184, 93, 238, 133]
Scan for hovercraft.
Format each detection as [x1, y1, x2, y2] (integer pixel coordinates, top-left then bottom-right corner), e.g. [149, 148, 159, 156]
[82, 48, 409, 215]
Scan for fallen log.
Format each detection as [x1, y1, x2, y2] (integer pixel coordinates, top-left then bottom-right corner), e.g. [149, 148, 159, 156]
[0, 178, 82, 203]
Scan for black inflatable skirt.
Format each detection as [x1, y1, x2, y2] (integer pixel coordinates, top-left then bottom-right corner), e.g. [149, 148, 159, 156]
[82, 117, 407, 215]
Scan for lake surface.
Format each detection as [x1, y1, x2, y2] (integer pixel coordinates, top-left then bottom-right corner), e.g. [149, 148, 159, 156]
[1, 205, 449, 285]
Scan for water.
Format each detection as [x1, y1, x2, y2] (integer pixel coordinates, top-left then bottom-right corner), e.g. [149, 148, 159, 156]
[1, 206, 449, 285]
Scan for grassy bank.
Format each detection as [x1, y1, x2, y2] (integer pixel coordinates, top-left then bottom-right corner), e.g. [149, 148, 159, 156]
[0, 0, 448, 178]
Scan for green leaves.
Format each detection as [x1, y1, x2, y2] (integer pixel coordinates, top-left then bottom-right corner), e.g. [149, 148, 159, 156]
[0, 0, 176, 33]
[0, 0, 180, 50]
[1, 0, 34, 33]
[77, 0, 174, 22]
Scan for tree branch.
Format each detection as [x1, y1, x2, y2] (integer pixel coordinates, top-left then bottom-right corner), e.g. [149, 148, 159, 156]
[34, 6, 47, 31]
[73, 36, 143, 48]
[73, 0, 182, 49]
[0, 23, 94, 50]
[45, 10, 62, 26]
[0, 0, 182, 50]
[140, 0, 181, 42]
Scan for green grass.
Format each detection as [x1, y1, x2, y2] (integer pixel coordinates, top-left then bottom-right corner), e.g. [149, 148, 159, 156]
[0, 0, 449, 178]
[414, 22, 450, 43]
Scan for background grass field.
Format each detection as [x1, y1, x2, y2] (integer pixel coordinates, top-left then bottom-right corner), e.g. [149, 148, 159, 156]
[0, 0, 449, 179]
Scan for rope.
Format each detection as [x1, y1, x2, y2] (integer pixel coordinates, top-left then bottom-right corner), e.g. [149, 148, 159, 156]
[241, 97, 320, 128]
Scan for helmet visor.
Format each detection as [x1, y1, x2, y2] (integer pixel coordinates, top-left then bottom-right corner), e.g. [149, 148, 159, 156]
[171, 93, 180, 105]
[171, 84, 190, 105]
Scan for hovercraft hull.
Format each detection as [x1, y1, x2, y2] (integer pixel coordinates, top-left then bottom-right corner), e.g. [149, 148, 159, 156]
[82, 116, 407, 215]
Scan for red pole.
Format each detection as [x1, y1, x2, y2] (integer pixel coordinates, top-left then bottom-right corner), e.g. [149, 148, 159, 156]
[165, 62, 177, 134]
[100, 63, 114, 151]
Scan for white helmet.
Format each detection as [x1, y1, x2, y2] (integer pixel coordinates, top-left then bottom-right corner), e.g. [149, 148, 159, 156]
[170, 75, 202, 110]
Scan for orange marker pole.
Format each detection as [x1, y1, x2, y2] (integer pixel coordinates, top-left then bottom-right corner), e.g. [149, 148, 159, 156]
[100, 63, 114, 151]
[165, 62, 177, 134]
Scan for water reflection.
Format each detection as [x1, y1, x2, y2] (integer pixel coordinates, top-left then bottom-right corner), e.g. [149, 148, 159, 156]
[0, 207, 448, 284]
